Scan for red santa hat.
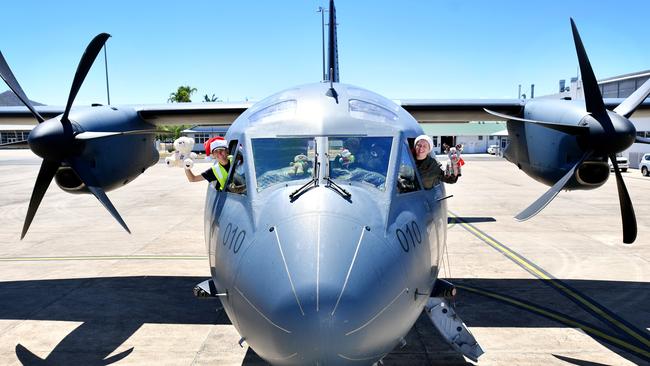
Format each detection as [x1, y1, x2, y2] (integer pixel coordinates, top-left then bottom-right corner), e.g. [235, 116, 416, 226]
[204, 136, 227, 155]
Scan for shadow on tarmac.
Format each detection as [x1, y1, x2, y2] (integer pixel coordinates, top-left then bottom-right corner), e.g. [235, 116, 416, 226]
[447, 217, 496, 224]
[1, 276, 647, 365]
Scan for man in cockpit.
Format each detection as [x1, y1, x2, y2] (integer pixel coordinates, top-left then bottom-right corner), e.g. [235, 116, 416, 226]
[413, 135, 458, 189]
[185, 137, 231, 190]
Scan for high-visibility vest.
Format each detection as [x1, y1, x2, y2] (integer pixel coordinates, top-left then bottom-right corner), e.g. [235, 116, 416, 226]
[211, 156, 232, 190]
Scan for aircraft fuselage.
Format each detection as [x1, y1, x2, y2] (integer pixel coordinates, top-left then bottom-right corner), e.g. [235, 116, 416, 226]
[202, 82, 447, 365]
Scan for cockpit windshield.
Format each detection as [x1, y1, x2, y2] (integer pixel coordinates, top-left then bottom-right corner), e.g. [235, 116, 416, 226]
[252, 138, 316, 191]
[328, 136, 392, 190]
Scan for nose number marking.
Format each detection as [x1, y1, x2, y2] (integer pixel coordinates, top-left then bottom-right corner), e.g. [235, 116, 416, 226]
[222, 222, 246, 254]
[396, 221, 421, 252]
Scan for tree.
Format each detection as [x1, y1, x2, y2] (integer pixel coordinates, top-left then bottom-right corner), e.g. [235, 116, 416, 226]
[160, 86, 197, 142]
[203, 94, 221, 102]
[168, 85, 197, 103]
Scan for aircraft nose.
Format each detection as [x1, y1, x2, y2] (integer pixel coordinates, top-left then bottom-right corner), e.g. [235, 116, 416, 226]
[231, 213, 416, 365]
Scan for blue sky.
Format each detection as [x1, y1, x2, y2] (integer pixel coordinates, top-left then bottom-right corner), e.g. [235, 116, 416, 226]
[1, 0, 649, 106]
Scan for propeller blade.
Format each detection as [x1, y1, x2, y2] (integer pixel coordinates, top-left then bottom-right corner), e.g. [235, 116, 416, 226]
[21, 160, 60, 239]
[87, 185, 132, 234]
[635, 136, 650, 144]
[516, 151, 592, 221]
[570, 19, 607, 117]
[74, 129, 168, 140]
[483, 108, 588, 135]
[70, 159, 131, 234]
[609, 154, 637, 244]
[61, 33, 111, 123]
[0, 51, 45, 123]
[614, 78, 650, 118]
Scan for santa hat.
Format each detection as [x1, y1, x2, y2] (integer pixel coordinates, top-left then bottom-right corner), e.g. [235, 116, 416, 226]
[414, 135, 434, 151]
[204, 136, 227, 155]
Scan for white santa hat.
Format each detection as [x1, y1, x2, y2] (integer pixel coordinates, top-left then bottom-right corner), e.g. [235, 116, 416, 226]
[414, 135, 434, 151]
[210, 138, 228, 153]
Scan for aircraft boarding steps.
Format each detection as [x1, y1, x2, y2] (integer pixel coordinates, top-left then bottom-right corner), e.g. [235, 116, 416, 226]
[426, 280, 484, 362]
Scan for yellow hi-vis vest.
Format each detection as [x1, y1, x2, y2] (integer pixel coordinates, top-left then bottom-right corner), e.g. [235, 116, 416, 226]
[211, 156, 232, 190]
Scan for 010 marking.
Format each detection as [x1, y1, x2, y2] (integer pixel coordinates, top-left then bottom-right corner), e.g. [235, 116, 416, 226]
[223, 223, 246, 254]
[396, 221, 421, 252]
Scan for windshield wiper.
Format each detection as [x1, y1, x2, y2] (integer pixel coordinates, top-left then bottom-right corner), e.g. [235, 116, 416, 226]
[289, 175, 317, 201]
[289, 148, 319, 202]
[325, 177, 351, 200]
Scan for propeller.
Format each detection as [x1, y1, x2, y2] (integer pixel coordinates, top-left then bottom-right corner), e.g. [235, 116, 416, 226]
[515, 151, 592, 221]
[0, 33, 131, 239]
[483, 108, 589, 135]
[514, 19, 650, 244]
[0, 51, 44, 123]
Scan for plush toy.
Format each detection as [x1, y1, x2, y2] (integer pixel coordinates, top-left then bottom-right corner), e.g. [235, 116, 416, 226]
[289, 154, 309, 175]
[445, 144, 465, 177]
[338, 148, 355, 169]
[165, 136, 198, 168]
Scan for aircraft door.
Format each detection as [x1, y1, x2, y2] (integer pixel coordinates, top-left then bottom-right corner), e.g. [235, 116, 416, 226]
[429, 179, 446, 281]
[207, 140, 253, 338]
[392, 140, 433, 294]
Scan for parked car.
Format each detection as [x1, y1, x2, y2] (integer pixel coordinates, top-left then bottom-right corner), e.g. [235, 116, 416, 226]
[640, 153, 650, 176]
[487, 144, 499, 155]
[608, 153, 628, 172]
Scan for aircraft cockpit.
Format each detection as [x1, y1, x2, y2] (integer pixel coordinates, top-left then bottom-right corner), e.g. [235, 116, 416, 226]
[249, 136, 393, 193]
[229, 133, 430, 202]
[220, 83, 429, 205]
[327, 136, 392, 191]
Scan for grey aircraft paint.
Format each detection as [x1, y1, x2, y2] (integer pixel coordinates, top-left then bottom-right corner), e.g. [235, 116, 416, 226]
[202, 82, 447, 364]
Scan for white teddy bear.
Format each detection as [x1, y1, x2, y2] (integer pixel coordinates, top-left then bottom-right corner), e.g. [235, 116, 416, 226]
[165, 136, 197, 169]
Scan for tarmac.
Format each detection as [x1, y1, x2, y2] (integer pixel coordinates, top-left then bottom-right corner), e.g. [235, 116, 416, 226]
[0, 149, 648, 365]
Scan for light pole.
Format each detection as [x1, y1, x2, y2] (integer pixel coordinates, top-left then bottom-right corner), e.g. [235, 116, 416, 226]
[103, 44, 110, 105]
[317, 6, 327, 82]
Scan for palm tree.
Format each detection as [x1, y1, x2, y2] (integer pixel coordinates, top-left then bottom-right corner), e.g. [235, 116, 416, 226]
[168, 85, 197, 103]
[203, 94, 221, 102]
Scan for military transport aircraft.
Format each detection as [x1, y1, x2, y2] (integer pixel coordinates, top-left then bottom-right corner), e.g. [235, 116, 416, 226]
[1, 0, 649, 364]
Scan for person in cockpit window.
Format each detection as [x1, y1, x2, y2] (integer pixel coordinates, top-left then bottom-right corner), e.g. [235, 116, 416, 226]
[185, 137, 231, 190]
[413, 135, 458, 189]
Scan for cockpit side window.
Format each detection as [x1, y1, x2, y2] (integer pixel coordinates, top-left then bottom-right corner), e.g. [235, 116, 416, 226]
[328, 136, 392, 190]
[251, 137, 316, 191]
[396, 140, 421, 194]
[225, 141, 247, 195]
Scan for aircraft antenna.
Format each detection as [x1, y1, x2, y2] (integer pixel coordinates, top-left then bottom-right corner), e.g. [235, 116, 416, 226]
[326, 0, 339, 82]
[326, 67, 339, 103]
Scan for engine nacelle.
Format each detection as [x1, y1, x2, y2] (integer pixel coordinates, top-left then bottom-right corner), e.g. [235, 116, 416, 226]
[51, 106, 161, 194]
[503, 99, 609, 191]
[54, 133, 159, 194]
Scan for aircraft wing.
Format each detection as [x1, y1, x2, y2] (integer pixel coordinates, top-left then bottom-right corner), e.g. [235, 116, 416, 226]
[0, 106, 66, 125]
[1, 98, 649, 127]
[136, 102, 252, 125]
[0, 102, 252, 126]
[398, 99, 524, 122]
[1, 99, 519, 126]
[399, 98, 650, 123]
